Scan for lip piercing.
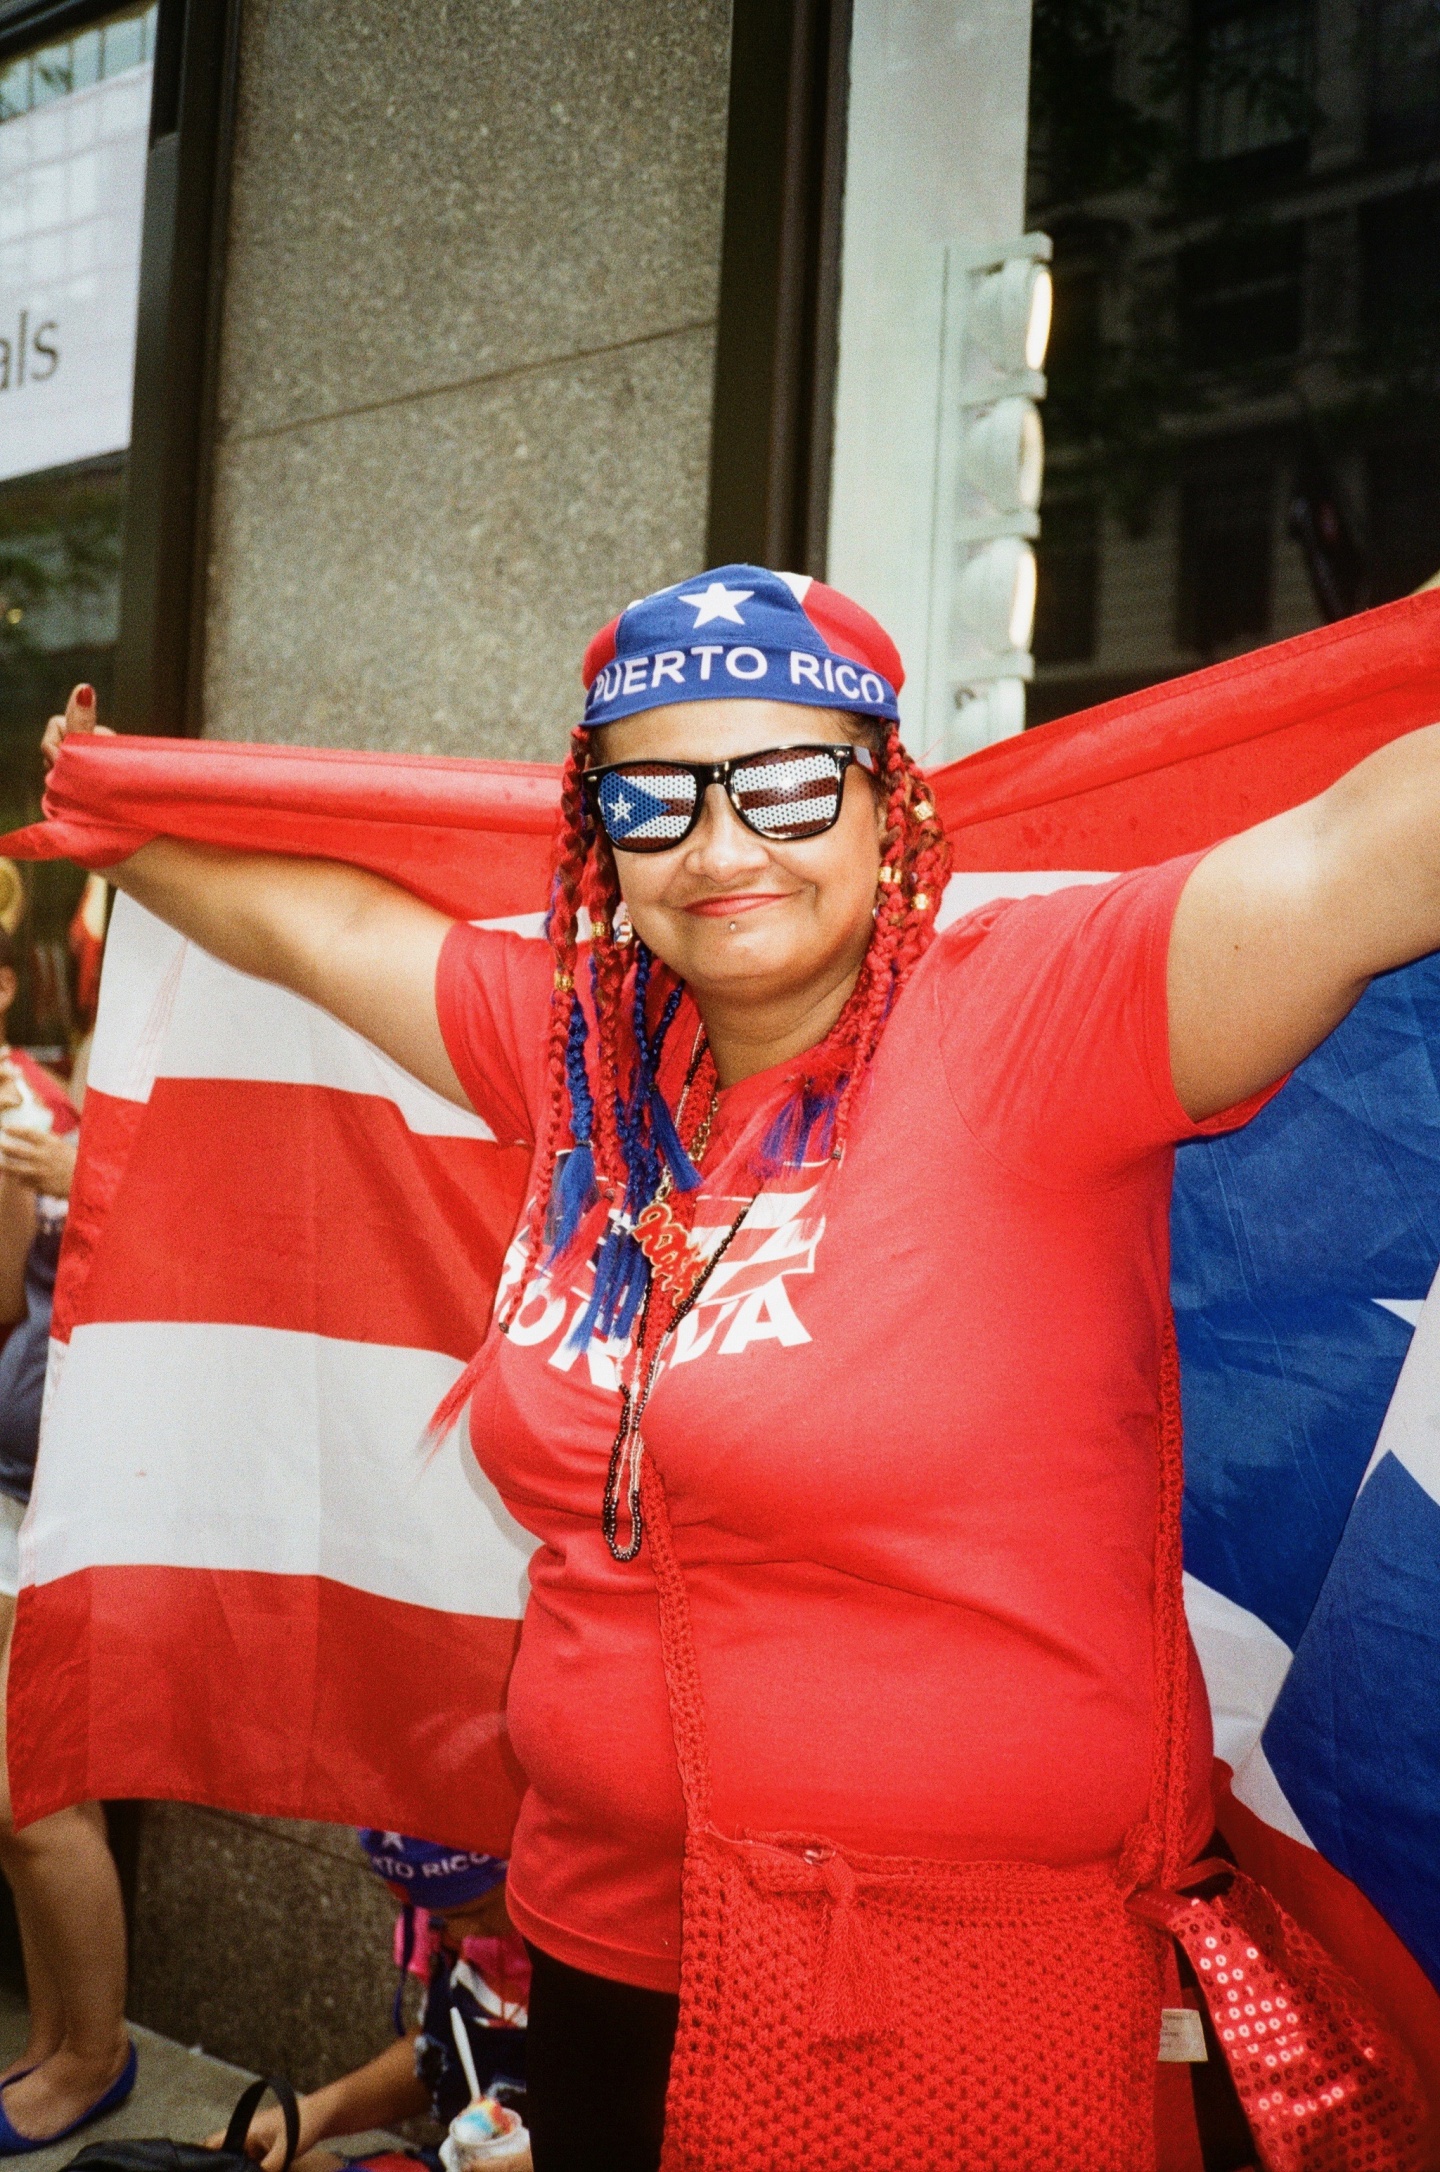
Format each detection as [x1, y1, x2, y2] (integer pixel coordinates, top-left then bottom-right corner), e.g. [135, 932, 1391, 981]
[728, 919, 737, 932]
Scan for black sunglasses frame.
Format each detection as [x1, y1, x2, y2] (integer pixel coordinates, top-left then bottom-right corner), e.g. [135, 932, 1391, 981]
[581, 743, 876, 854]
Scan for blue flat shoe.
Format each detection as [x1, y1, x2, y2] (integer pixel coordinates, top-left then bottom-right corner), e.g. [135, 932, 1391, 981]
[0, 2041, 137, 2155]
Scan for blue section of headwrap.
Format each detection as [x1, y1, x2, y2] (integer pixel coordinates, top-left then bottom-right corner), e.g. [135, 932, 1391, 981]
[582, 564, 899, 731]
[356, 1829, 507, 1910]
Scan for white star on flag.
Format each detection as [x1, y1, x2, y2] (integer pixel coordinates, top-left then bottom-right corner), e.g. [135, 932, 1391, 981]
[679, 581, 753, 626]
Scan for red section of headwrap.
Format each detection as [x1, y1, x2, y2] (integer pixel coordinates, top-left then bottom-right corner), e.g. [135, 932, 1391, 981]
[581, 616, 620, 690]
[796, 576, 906, 694]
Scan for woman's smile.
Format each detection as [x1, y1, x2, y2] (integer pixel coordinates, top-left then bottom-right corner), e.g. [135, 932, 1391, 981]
[684, 891, 790, 918]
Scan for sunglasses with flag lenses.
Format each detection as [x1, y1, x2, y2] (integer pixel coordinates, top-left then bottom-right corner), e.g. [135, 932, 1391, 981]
[583, 744, 875, 854]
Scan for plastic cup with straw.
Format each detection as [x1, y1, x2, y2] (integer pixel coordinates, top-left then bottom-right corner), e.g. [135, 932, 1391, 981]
[438, 2007, 530, 2171]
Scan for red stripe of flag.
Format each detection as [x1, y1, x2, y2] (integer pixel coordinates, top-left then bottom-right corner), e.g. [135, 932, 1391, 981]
[66, 1078, 531, 1356]
[52, 1088, 146, 1346]
[936, 590, 1440, 869]
[10, 1564, 525, 1849]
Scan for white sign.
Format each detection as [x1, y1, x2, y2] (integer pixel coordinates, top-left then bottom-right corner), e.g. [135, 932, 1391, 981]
[0, 60, 151, 485]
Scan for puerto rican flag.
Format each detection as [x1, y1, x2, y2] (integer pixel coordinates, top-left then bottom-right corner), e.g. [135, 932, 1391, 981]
[7, 592, 1440, 2106]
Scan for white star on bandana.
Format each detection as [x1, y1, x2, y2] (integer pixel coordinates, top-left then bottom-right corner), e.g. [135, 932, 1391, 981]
[678, 581, 754, 626]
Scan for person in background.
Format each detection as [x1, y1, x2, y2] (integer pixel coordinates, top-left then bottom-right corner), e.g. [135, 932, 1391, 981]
[0, 893, 135, 2155]
[0, 917, 78, 1578]
[219, 1834, 528, 2172]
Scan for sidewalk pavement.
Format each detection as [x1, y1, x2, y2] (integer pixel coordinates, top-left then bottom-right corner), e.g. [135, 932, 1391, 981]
[0, 1987, 403, 2172]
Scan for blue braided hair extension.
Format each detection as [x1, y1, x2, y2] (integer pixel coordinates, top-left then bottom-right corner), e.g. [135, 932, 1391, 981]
[565, 939, 698, 1352]
[757, 1079, 842, 1176]
[545, 919, 851, 1356]
[544, 988, 599, 1255]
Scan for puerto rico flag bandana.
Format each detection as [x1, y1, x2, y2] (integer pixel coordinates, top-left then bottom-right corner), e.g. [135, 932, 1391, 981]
[580, 564, 903, 732]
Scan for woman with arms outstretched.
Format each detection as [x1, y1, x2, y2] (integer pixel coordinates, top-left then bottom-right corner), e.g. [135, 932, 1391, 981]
[40, 570, 1437, 2172]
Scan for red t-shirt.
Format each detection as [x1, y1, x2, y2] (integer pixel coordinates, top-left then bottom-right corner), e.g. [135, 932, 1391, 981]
[436, 857, 1272, 1994]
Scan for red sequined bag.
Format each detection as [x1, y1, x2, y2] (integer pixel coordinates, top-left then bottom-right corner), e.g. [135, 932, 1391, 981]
[1132, 1866, 1427, 2172]
[641, 1327, 1428, 2172]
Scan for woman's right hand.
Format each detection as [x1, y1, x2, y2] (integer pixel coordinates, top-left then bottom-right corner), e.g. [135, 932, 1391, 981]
[33, 689, 470, 1112]
[42, 683, 113, 773]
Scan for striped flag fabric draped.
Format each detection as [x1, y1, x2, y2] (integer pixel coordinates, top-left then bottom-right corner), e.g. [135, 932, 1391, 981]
[7, 589, 1440, 2094]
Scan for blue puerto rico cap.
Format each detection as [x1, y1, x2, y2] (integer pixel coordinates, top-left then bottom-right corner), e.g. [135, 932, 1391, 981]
[580, 564, 904, 731]
[356, 1829, 507, 1909]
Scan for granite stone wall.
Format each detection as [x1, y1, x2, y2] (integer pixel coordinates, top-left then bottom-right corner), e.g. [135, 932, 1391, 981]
[128, 0, 730, 2077]
[200, 0, 730, 763]
[129, 1809, 414, 2098]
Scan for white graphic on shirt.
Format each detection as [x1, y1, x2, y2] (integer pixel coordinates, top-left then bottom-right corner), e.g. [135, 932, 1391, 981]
[495, 1178, 826, 1381]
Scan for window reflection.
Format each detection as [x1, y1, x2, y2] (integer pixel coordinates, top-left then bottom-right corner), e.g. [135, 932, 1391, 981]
[0, 2, 155, 1049]
[1028, 0, 1440, 727]
[1192, 0, 1313, 165]
[0, 7, 155, 124]
[1369, 0, 1440, 161]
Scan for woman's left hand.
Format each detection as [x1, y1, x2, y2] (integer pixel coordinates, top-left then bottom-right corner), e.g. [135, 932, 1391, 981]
[0, 1126, 77, 1198]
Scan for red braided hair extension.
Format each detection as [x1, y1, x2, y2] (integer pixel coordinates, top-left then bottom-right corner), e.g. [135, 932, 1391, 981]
[805, 720, 951, 1157]
[581, 841, 627, 1199]
[499, 726, 592, 1330]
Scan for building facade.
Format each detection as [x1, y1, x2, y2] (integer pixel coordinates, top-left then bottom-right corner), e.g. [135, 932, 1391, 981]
[1027, 0, 1440, 724]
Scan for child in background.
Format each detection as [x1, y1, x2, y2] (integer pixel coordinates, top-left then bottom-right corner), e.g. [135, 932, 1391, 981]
[361, 1831, 528, 2116]
[219, 1836, 528, 2172]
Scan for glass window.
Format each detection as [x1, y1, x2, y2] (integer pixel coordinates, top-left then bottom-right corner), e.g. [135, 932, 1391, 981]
[1368, 0, 1440, 164]
[1178, 465, 1274, 653]
[1367, 444, 1440, 604]
[1034, 498, 1101, 666]
[1178, 224, 1305, 369]
[0, 1, 156, 1049]
[1047, 253, 1105, 385]
[0, 6, 151, 125]
[1027, 0, 1440, 729]
[1193, 0, 1314, 165]
[1361, 186, 1440, 356]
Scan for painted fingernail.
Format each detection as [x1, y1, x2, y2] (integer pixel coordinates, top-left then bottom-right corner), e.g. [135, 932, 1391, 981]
[76, 685, 95, 708]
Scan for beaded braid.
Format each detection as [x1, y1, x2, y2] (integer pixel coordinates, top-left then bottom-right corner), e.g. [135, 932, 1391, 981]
[581, 842, 627, 1198]
[826, 720, 950, 1151]
[757, 719, 949, 1168]
[499, 727, 593, 1330]
[503, 712, 951, 1330]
